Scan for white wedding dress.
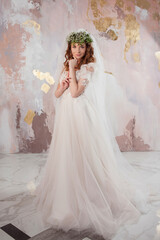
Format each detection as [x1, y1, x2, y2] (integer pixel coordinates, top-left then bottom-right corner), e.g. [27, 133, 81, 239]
[34, 62, 150, 239]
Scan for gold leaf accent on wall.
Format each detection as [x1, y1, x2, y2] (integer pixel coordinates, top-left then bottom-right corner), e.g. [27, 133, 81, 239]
[93, 17, 114, 32]
[33, 69, 45, 80]
[153, 12, 160, 22]
[24, 110, 35, 125]
[91, 0, 102, 18]
[107, 29, 118, 40]
[127, 0, 150, 10]
[135, 0, 150, 10]
[116, 0, 124, 9]
[124, 14, 140, 63]
[33, 69, 55, 84]
[155, 51, 160, 70]
[88, 0, 120, 38]
[104, 71, 113, 75]
[125, 5, 132, 11]
[133, 52, 140, 62]
[99, 0, 107, 7]
[45, 74, 55, 85]
[23, 20, 40, 34]
[41, 83, 50, 93]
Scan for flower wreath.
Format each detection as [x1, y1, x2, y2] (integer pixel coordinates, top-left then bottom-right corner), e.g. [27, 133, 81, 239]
[66, 31, 93, 44]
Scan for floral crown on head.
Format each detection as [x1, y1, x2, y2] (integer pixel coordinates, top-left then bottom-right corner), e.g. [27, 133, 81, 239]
[66, 30, 93, 44]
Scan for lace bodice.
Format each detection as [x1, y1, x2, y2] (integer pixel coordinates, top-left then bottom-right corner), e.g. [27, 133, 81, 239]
[59, 62, 96, 97]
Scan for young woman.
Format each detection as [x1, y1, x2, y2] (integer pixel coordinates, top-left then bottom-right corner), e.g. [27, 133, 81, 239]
[34, 29, 150, 239]
[54, 38, 95, 99]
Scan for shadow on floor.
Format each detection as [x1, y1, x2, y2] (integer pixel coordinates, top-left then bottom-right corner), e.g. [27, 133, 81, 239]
[30, 227, 108, 240]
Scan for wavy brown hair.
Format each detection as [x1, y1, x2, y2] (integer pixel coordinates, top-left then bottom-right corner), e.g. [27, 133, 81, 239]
[63, 42, 96, 71]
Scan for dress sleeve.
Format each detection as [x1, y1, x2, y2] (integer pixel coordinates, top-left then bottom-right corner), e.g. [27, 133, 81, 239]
[76, 62, 96, 87]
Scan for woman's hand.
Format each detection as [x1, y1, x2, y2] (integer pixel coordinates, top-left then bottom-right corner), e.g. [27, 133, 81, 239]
[59, 77, 70, 91]
[69, 58, 78, 69]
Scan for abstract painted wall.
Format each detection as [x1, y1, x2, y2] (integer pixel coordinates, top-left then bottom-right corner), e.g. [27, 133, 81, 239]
[0, 0, 160, 153]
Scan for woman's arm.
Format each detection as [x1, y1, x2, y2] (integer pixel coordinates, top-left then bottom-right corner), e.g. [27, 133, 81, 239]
[69, 60, 94, 98]
[54, 83, 65, 98]
[69, 67, 78, 97]
[69, 67, 87, 98]
[69, 59, 88, 98]
[54, 68, 70, 98]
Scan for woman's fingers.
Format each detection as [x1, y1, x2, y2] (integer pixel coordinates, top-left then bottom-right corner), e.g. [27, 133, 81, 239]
[73, 57, 78, 63]
[63, 78, 71, 84]
[62, 79, 69, 83]
[63, 77, 71, 81]
[61, 77, 71, 88]
[62, 80, 69, 88]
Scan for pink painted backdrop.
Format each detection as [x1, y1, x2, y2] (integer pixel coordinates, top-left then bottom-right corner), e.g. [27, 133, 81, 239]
[0, 0, 160, 153]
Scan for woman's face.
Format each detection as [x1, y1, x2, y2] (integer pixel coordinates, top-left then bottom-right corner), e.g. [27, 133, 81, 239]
[71, 43, 86, 61]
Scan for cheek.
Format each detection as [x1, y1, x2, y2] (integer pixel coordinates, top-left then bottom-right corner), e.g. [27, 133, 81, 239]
[82, 48, 86, 55]
[71, 49, 76, 55]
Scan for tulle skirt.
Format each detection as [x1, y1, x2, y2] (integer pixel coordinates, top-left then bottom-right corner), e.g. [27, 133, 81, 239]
[33, 93, 146, 239]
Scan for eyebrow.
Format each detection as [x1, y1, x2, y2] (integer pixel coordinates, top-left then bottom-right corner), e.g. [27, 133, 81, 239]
[72, 43, 85, 46]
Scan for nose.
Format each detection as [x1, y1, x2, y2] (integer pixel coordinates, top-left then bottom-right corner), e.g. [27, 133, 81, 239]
[77, 46, 81, 53]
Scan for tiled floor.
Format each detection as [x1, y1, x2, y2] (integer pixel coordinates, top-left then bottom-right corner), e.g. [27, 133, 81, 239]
[1, 224, 30, 240]
[0, 223, 105, 240]
[0, 152, 160, 240]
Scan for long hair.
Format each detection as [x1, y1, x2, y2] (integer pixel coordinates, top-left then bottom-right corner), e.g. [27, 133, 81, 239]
[63, 42, 95, 71]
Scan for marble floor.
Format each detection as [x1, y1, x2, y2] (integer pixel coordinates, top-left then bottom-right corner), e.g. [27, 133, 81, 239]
[0, 152, 160, 240]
